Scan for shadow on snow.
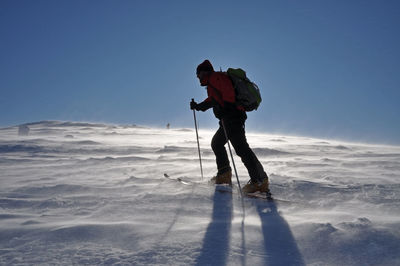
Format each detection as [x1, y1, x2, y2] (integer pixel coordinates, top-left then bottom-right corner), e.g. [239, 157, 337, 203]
[195, 186, 304, 266]
[254, 200, 305, 266]
[195, 187, 233, 265]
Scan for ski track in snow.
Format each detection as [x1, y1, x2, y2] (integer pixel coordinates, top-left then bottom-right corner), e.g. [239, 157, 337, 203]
[0, 121, 399, 265]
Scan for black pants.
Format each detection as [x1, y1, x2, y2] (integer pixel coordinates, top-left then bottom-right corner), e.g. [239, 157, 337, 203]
[211, 119, 267, 182]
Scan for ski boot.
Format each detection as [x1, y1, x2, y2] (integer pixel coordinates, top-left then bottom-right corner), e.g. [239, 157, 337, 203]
[210, 170, 232, 186]
[243, 177, 271, 199]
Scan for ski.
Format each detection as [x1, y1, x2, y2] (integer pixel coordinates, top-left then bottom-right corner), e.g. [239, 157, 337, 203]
[246, 191, 274, 201]
[246, 192, 295, 204]
[164, 173, 235, 193]
[163, 173, 194, 185]
[163, 173, 289, 203]
[215, 183, 235, 194]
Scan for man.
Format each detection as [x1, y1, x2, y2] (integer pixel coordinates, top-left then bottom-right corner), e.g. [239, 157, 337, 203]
[190, 59, 270, 194]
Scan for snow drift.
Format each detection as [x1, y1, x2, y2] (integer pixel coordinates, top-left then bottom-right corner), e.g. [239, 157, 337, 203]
[0, 121, 399, 265]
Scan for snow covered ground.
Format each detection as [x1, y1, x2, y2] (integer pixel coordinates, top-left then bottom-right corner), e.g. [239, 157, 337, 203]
[0, 121, 399, 265]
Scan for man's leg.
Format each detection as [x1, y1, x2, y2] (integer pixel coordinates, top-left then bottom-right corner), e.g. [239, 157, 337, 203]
[211, 126, 231, 175]
[224, 120, 267, 182]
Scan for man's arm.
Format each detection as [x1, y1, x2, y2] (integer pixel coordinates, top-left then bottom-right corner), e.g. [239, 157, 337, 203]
[190, 98, 214, 111]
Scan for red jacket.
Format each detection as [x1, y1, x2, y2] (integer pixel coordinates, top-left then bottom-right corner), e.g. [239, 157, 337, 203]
[199, 72, 246, 120]
[204, 72, 236, 107]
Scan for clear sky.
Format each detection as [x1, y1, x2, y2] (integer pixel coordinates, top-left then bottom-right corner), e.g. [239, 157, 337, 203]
[1, 0, 399, 144]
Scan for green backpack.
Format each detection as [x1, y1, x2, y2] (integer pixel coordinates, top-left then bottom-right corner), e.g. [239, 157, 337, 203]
[226, 68, 262, 111]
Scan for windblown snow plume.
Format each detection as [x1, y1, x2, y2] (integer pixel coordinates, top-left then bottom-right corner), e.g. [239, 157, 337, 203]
[0, 121, 399, 265]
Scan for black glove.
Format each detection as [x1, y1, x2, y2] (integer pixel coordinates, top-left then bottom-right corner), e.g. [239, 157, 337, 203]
[190, 100, 198, 110]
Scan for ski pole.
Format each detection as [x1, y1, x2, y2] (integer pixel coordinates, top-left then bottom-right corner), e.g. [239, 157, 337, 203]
[192, 99, 204, 181]
[220, 119, 243, 197]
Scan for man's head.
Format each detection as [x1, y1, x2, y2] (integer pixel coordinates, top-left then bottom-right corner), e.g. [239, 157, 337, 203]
[196, 60, 214, 86]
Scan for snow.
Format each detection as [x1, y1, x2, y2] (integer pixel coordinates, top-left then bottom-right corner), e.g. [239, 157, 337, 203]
[0, 121, 399, 265]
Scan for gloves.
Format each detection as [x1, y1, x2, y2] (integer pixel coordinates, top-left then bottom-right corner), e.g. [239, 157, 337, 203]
[190, 100, 198, 110]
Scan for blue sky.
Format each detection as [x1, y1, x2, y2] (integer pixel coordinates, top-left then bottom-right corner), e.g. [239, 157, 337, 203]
[1, 0, 399, 144]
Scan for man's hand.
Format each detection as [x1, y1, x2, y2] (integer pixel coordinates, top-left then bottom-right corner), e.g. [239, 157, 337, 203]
[190, 100, 198, 110]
